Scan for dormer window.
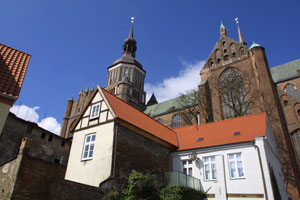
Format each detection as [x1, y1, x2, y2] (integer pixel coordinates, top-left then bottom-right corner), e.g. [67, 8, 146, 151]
[90, 103, 101, 119]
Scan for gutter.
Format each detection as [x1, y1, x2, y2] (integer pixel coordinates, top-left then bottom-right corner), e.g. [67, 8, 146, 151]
[251, 141, 268, 200]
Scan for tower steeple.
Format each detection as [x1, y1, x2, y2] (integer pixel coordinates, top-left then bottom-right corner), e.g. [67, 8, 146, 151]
[235, 17, 247, 46]
[220, 21, 227, 36]
[122, 17, 137, 58]
[105, 17, 146, 111]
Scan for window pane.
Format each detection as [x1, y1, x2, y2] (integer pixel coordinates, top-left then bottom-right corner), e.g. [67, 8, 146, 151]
[205, 164, 210, 179]
[230, 162, 236, 178]
[188, 160, 192, 164]
[236, 153, 241, 159]
[90, 144, 94, 151]
[89, 150, 93, 158]
[228, 154, 234, 160]
[210, 156, 215, 162]
[204, 157, 209, 162]
[237, 161, 244, 177]
[183, 168, 187, 175]
[91, 135, 96, 141]
[84, 145, 89, 151]
[83, 151, 88, 158]
[86, 136, 90, 142]
[188, 168, 193, 176]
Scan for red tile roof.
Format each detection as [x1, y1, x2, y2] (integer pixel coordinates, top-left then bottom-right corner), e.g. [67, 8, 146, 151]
[101, 88, 178, 147]
[0, 43, 31, 99]
[174, 112, 267, 151]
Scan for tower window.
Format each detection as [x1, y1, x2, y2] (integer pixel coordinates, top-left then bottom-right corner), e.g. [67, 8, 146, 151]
[224, 55, 229, 61]
[217, 58, 221, 64]
[297, 109, 300, 116]
[222, 41, 227, 48]
[232, 52, 236, 58]
[48, 135, 53, 142]
[284, 100, 289, 106]
[210, 61, 214, 67]
[41, 132, 46, 139]
[224, 49, 227, 54]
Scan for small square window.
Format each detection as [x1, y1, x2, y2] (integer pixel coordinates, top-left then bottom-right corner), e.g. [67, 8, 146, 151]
[48, 135, 53, 142]
[182, 160, 193, 176]
[82, 133, 96, 161]
[41, 132, 46, 139]
[90, 103, 101, 119]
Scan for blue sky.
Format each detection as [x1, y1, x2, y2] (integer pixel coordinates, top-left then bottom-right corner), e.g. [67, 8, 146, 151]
[2, 1, 300, 134]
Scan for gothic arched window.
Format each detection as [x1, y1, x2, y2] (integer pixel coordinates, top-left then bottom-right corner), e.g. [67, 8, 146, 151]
[284, 84, 300, 101]
[172, 114, 182, 128]
[157, 118, 164, 124]
[218, 68, 250, 119]
[291, 129, 300, 166]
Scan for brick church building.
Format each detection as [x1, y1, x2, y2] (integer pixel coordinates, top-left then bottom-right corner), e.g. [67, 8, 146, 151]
[59, 21, 300, 199]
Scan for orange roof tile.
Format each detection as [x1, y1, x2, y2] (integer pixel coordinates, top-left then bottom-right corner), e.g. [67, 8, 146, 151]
[175, 112, 267, 151]
[101, 88, 178, 147]
[0, 43, 31, 99]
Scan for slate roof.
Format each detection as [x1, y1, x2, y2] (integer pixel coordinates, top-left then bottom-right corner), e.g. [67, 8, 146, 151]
[0, 43, 31, 99]
[270, 59, 300, 83]
[144, 94, 197, 118]
[174, 112, 267, 151]
[101, 88, 178, 147]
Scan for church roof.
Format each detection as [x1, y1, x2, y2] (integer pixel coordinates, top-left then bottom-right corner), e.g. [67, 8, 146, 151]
[0, 43, 31, 99]
[174, 112, 267, 151]
[270, 59, 300, 83]
[101, 88, 178, 147]
[144, 94, 197, 118]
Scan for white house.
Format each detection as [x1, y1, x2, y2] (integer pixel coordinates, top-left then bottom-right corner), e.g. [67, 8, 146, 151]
[172, 112, 288, 200]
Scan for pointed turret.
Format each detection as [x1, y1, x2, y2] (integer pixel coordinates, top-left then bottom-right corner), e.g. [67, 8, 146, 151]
[249, 41, 262, 50]
[235, 17, 247, 46]
[147, 93, 158, 106]
[220, 21, 227, 36]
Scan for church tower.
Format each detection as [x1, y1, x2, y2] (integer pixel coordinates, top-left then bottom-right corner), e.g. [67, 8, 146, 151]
[105, 18, 146, 111]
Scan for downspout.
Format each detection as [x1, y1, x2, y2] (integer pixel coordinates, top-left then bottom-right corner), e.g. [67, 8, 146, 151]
[252, 141, 268, 199]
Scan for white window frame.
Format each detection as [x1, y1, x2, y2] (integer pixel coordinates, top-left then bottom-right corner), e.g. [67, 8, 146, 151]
[82, 133, 96, 161]
[203, 156, 217, 181]
[182, 159, 193, 176]
[228, 152, 245, 179]
[90, 103, 101, 119]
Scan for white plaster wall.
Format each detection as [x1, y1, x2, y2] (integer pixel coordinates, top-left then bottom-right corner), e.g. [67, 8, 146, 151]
[0, 102, 10, 135]
[259, 125, 288, 199]
[172, 144, 266, 200]
[65, 122, 114, 187]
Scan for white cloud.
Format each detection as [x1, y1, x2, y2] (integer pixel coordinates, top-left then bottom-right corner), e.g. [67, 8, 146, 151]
[145, 59, 205, 102]
[10, 105, 61, 135]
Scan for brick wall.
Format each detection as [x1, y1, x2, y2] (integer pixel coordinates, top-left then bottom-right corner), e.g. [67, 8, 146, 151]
[114, 124, 171, 177]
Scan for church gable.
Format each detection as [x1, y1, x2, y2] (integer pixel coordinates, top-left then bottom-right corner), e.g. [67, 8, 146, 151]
[201, 36, 248, 81]
[74, 89, 115, 132]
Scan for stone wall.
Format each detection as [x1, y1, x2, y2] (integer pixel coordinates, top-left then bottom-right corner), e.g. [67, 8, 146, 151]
[0, 113, 71, 166]
[1, 138, 103, 200]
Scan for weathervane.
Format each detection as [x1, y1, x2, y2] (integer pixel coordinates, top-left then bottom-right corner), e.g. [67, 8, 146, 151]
[235, 17, 239, 25]
[131, 17, 135, 24]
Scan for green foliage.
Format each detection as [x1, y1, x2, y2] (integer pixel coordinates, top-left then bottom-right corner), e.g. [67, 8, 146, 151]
[101, 171, 206, 200]
[160, 185, 206, 200]
[122, 170, 161, 200]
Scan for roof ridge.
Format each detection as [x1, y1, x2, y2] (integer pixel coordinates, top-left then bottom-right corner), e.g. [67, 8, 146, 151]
[272, 58, 300, 69]
[0, 43, 31, 56]
[101, 88, 177, 134]
[173, 112, 266, 131]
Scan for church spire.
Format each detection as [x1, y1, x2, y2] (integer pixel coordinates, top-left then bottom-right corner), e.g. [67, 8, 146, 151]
[122, 17, 137, 58]
[235, 17, 247, 46]
[220, 21, 227, 36]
